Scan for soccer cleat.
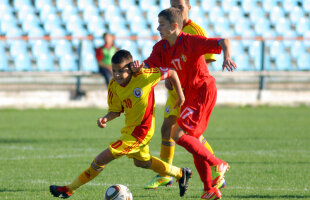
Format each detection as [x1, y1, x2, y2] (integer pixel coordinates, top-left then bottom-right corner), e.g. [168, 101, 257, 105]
[211, 160, 230, 187]
[50, 185, 72, 199]
[201, 187, 222, 200]
[178, 167, 193, 197]
[144, 175, 173, 189]
[215, 178, 226, 190]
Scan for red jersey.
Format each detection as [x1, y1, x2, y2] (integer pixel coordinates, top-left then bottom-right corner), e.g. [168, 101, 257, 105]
[145, 32, 222, 94]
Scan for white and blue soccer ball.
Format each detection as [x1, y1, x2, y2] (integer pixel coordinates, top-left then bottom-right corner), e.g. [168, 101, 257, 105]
[104, 184, 133, 200]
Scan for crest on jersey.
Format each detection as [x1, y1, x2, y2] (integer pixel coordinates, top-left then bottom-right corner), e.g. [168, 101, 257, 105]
[133, 88, 143, 98]
[180, 54, 187, 62]
[165, 106, 171, 114]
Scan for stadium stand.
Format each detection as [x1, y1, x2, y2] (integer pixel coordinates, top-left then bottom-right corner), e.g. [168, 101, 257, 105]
[0, 0, 309, 73]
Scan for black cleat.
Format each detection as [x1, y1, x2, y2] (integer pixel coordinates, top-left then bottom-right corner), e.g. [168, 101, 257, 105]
[49, 185, 72, 199]
[178, 167, 192, 197]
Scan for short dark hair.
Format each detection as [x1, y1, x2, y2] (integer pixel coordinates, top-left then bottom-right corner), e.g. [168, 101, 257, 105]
[111, 49, 133, 64]
[158, 7, 183, 29]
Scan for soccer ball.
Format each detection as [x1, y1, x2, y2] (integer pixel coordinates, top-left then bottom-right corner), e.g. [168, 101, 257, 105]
[104, 184, 133, 200]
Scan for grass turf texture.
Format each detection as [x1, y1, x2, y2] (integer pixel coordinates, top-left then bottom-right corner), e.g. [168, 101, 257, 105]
[0, 106, 309, 200]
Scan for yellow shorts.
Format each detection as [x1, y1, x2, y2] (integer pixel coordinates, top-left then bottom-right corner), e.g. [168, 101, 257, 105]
[109, 133, 152, 161]
[164, 89, 181, 118]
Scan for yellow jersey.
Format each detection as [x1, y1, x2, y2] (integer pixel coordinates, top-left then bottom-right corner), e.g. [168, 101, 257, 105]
[108, 67, 169, 142]
[183, 19, 216, 61]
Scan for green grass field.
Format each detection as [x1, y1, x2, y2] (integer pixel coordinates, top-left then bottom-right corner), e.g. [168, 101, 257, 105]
[1, 106, 310, 200]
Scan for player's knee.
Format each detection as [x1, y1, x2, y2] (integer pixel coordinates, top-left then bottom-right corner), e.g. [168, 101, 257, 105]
[161, 116, 177, 139]
[133, 159, 151, 168]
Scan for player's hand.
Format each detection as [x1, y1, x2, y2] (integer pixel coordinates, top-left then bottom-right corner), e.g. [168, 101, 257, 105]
[130, 60, 144, 73]
[222, 57, 237, 72]
[173, 96, 185, 110]
[164, 79, 174, 90]
[97, 117, 107, 128]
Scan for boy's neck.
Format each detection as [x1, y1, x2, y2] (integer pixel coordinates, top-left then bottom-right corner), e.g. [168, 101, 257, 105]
[167, 30, 181, 46]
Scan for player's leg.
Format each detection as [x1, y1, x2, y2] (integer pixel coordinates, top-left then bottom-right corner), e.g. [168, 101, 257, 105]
[50, 148, 114, 198]
[145, 90, 179, 188]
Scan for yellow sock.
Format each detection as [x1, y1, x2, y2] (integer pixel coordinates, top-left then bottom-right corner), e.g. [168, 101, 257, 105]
[67, 160, 105, 193]
[159, 139, 175, 177]
[148, 156, 182, 180]
[201, 136, 214, 155]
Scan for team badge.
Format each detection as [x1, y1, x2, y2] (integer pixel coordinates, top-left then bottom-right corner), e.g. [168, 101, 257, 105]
[133, 88, 143, 98]
[165, 106, 171, 114]
[180, 54, 187, 62]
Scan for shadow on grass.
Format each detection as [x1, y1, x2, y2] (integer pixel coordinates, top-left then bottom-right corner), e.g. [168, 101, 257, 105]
[232, 194, 310, 199]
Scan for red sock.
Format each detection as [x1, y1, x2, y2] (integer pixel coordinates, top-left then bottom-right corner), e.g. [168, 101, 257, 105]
[193, 154, 212, 191]
[176, 134, 220, 166]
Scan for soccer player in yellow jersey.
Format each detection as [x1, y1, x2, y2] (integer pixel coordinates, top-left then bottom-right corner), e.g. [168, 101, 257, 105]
[144, 0, 226, 191]
[49, 50, 192, 198]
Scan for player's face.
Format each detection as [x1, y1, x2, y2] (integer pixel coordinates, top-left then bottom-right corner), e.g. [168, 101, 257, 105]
[170, 0, 191, 24]
[157, 16, 175, 40]
[112, 60, 132, 86]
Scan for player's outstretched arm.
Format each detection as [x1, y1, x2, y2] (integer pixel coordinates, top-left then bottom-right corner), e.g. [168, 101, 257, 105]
[218, 39, 237, 72]
[167, 68, 185, 109]
[97, 112, 121, 128]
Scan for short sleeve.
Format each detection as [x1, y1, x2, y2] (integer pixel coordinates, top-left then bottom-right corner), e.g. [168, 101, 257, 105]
[107, 81, 123, 113]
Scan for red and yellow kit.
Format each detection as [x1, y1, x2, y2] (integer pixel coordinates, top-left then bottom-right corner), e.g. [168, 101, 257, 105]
[107, 67, 170, 160]
[145, 32, 222, 137]
[164, 20, 216, 118]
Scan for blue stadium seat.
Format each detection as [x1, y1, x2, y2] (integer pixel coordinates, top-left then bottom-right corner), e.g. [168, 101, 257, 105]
[262, 0, 280, 12]
[36, 54, 55, 71]
[9, 41, 28, 57]
[297, 53, 310, 70]
[39, 5, 57, 22]
[201, 0, 217, 12]
[125, 5, 143, 21]
[83, 5, 100, 23]
[17, 6, 36, 21]
[66, 15, 84, 33]
[56, 0, 74, 11]
[108, 17, 127, 35]
[289, 6, 304, 24]
[249, 7, 265, 23]
[50, 28, 68, 45]
[22, 16, 41, 34]
[0, 45, 10, 71]
[296, 17, 310, 35]
[129, 17, 148, 35]
[119, 0, 136, 10]
[275, 53, 292, 71]
[146, 6, 160, 22]
[305, 0, 310, 12]
[87, 16, 106, 36]
[160, 0, 170, 9]
[290, 41, 306, 59]
[275, 17, 291, 36]
[35, 0, 53, 10]
[209, 6, 224, 22]
[81, 53, 98, 72]
[248, 41, 263, 70]
[283, 0, 299, 12]
[1, 20, 18, 34]
[14, 54, 33, 71]
[242, 0, 257, 13]
[13, 0, 32, 9]
[59, 54, 78, 71]
[269, 41, 286, 59]
[77, 0, 95, 10]
[214, 17, 230, 36]
[254, 18, 271, 36]
[234, 18, 250, 36]
[189, 6, 204, 20]
[54, 40, 73, 58]
[234, 54, 251, 71]
[228, 6, 244, 23]
[140, 0, 157, 11]
[283, 30, 297, 47]
[31, 40, 50, 58]
[222, 0, 238, 12]
[6, 28, 23, 45]
[140, 40, 155, 60]
[61, 5, 79, 22]
[98, 0, 116, 11]
[270, 6, 285, 24]
[303, 30, 310, 47]
[104, 5, 122, 21]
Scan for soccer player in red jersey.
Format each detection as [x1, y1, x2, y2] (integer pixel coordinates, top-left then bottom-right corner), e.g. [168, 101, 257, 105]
[144, 0, 226, 191]
[138, 8, 237, 199]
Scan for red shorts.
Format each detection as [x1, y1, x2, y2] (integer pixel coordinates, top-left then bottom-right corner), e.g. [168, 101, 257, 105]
[177, 82, 217, 138]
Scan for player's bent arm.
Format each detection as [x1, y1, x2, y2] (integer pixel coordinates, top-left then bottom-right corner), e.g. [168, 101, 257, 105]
[167, 68, 185, 109]
[217, 39, 237, 72]
[97, 111, 121, 128]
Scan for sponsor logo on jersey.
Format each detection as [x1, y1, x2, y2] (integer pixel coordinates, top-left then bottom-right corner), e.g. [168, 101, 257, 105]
[165, 106, 171, 114]
[180, 54, 187, 62]
[133, 88, 143, 98]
